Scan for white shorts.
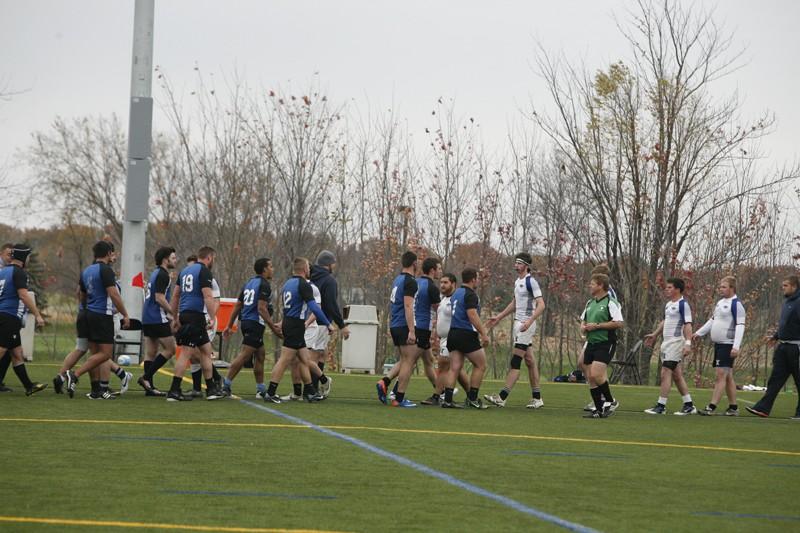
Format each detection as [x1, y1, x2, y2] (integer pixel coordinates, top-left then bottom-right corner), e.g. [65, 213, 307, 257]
[660, 337, 685, 363]
[512, 320, 536, 347]
[438, 337, 449, 358]
[304, 325, 329, 352]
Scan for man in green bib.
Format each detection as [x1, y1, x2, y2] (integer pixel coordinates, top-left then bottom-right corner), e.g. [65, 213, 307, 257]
[580, 273, 624, 418]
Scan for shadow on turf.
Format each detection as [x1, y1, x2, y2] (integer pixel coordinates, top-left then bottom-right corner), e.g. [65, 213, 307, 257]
[162, 489, 336, 500]
[96, 435, 227, 444]
[505, 450, 628, 460]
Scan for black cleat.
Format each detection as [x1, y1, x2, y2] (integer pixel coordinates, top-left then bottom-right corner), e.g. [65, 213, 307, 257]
[53, 375, 64, 394]
[644, 403, 666, 415]
[262, 393, 282, 404]
[166, 390, 192, 402]
[145, 388, 167, 397]
[137, 375, 153, 392]
[26, 382, 48, 396]
[440, 401, 464, 409]
[466, 398, 489, 409]
[0, 382, 13, 393]
[745, 406, 769, 418]
[421, 394, 441, 406]
[206, 387, 225, 401]
[86, 390, 116, 400]
[65, 371, 78, 398]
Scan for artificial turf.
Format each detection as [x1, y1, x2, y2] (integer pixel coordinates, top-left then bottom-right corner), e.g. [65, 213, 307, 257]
[1, 363, 799, 533]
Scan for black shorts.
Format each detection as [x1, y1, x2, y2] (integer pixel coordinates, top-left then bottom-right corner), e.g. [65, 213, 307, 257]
[75, 309, 89, 340]
[0, 313, 22, 350]
[584, 342, 616, 365]
[176, 311, 210, 348]
[390, 326, 410, 347]
[415, 328, 432, 349]
[86, 310, 115, 345]
[241, 320, 265, 349]
[447, 328, 481, 354]
[282, 317, 306, 350]
[142, 322, 173, 339]
[713, 343, 734, 368]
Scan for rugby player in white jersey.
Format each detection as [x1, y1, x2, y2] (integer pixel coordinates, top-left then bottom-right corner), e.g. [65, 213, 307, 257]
[644, 277, 697, 415]
[484, 253, 546, 408]
[421, 272, 470, 405]
[692, 276, 745, 416]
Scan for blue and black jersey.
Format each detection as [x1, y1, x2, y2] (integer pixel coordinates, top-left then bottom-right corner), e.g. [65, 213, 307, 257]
[0, 265, 28, 320]
[281, 276, 330, 325]
[142, 267, 171, 325]
[414, 276, 440, 331]
[80, 262, 117, 316]
[239, 276, 273, 325]
[450, 286, 480, 331]
[389, 273, 417, 328]
[178, 263, 213, 314]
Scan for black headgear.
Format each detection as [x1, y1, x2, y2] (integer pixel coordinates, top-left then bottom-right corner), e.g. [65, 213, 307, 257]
[11, 244, 32, 265]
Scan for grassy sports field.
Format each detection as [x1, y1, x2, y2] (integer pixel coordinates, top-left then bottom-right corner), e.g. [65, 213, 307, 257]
[1, 363, 799, 533]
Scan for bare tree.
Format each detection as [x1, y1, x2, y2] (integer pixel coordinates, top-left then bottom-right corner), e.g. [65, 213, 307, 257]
[422, 99, 479, 269]
[244, 82, 344, 272]
[27, 115, 128, 243]
[532, 0, 798, 380]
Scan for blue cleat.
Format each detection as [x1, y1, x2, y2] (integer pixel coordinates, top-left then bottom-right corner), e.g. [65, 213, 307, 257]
[391, 398, 417, 408]
[376, 380, 387, 404]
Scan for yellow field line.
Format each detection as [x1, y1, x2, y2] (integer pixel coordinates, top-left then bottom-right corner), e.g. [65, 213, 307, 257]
[157, 367, 197, 387]
[0, 515, 348, 533]
[2, 416, 798, 457]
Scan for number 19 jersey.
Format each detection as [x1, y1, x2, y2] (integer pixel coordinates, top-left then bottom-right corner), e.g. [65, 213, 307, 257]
[178, 262, 213, 314]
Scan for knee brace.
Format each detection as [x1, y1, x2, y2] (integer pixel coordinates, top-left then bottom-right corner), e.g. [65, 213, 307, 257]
[510, 354, 523, 370]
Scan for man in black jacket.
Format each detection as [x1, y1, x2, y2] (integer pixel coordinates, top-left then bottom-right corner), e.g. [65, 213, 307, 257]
[309, 251, 349, 389]
[747, 275, 800, 419]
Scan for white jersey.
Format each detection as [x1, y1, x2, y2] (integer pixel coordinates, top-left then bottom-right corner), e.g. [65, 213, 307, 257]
[662, 297, 692, 339]
[203, 278, 221, 315]
[436, 295, 452, 338]
[204, 278, 222, 341]
[514, 274, 542, 321]
[695, 296, 745, 349]
[307, 282, 322, 325]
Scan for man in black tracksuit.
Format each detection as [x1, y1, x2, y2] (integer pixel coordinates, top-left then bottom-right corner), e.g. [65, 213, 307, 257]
[309, 251, 349, 385]
[747, 275, 800, 419]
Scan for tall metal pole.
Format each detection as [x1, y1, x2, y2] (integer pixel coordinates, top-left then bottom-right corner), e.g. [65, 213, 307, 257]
[119, 0, 155, 359]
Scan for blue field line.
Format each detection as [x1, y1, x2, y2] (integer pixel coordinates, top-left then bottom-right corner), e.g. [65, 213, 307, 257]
[240, 399, 600, 533]
[694, 511, 800, 521]
[506, 450, 627, 460]
[96, 435, 226, 444]
[163, 489, 335, 500]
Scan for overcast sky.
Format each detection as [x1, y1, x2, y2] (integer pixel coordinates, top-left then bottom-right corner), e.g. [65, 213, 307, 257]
[1, 0, 798, 227]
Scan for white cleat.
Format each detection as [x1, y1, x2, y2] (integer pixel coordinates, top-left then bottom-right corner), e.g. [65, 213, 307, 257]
[120, 372, 133, 395]
[483, 393, 506, 407]
[319, 377, 332, 399]
[526, 398, 544, 409]
[279, 393, 302, 402]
